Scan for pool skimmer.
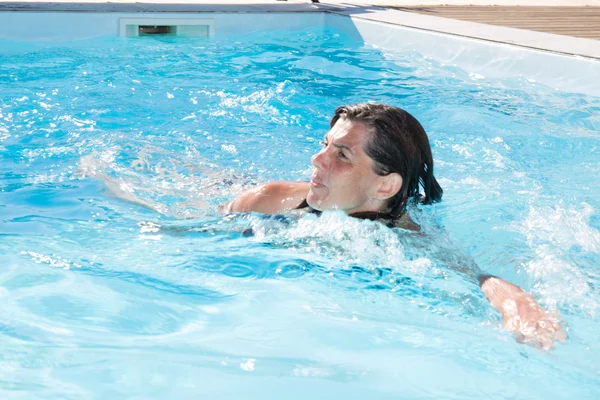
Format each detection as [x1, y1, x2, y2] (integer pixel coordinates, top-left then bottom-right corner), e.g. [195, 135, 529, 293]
[119, 18, 215, 37]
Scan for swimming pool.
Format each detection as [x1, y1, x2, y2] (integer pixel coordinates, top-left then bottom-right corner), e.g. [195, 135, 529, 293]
[1, 10, 600, 399]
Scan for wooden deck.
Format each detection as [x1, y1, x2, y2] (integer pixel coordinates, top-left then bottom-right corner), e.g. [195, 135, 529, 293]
[382, 6, 600, 40]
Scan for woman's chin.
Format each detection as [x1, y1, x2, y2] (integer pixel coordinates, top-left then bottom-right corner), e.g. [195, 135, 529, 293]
[306, 191, 325, 210]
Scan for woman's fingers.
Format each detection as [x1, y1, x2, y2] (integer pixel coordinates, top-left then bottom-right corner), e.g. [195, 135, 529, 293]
[505, 312, 566, 350]
[552, 321, 567, 343]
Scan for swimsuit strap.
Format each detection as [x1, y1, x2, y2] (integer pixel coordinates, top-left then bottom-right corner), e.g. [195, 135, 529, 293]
[294, 199, 321, 216]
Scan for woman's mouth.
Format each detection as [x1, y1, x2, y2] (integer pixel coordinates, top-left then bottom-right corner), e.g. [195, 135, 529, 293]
[310, 176, 325, 189]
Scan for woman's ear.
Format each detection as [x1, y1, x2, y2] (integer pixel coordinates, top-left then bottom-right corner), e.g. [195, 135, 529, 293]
[373, 172, 403, 200]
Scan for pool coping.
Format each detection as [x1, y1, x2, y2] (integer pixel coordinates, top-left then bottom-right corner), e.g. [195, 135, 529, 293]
[1, 1, 599, 61]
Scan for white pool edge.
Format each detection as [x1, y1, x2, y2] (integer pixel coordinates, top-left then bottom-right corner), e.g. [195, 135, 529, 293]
[325, 4, 600, 61]
[325, 13, 600, 96]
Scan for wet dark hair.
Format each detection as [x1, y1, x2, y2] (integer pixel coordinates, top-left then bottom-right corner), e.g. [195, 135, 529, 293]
[331, 103, 443, 221]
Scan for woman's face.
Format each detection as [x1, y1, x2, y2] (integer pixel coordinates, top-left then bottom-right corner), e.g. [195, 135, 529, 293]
[307, 118, 387, 213]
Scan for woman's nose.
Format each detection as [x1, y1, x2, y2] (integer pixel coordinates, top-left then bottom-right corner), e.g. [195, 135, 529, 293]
[311, 148, 329, 171]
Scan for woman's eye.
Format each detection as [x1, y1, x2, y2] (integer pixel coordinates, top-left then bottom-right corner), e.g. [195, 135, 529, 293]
[338, 151, 348, 160]
[321, 141, 328, 148]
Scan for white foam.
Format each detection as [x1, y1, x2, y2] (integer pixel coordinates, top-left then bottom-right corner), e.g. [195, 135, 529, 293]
[249, 211, 432, 274]
[240, 358, 256, 372]
[514, 203, 599, 314]
[518, 203, 600, 253]
[526, 245, 593, 311]
[138, 221, 161, 233]
[293, 366, 331, 378]
[26, 251, 72, 269]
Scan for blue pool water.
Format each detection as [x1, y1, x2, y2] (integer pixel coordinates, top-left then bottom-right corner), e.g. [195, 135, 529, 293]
[1, 26, 600, 398]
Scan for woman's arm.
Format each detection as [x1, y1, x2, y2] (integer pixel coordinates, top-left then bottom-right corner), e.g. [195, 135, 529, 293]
[218, 181, 310, 214]
[220, 182, 567, 349]
[419, 229, 567, 350]
[478, 275, 566, 350]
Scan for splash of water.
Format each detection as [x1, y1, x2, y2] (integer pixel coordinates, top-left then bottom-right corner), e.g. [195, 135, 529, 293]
[514, 203, 599, 315]
[78, 148, 255, 219]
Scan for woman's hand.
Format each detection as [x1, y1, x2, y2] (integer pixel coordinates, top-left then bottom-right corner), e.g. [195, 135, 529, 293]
[479, 276, 566, 350]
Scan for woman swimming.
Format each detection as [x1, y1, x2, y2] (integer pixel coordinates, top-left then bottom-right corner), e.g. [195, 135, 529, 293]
[219, 103, 566, 350]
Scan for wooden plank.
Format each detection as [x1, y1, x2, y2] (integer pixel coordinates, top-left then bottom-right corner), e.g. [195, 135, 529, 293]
[380, 5, 600, 39]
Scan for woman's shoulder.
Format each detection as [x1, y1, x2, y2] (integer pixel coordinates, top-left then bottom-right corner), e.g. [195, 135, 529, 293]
[393, 212, 421, 232]
[261, 181, 311, 212]
[262, 181, 310, 195]
[221, 181, 309, 214]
